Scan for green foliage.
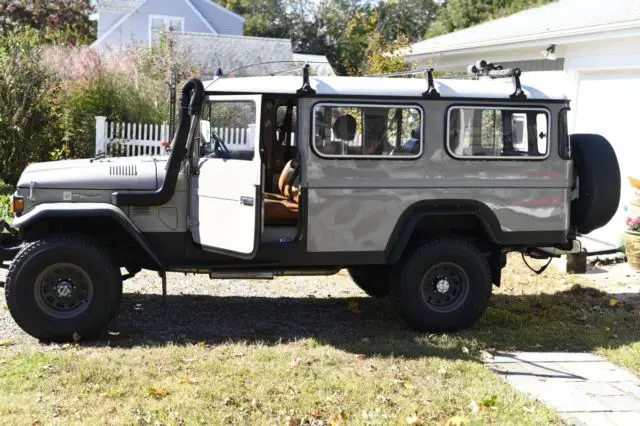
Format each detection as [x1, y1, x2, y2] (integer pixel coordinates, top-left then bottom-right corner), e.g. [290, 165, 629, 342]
[0, 0, 96, 45]
[0, 28, 61, 186]
[363, 33, 411, 76]
[427, 0, 555, 37]
[0, 194, 10, 220]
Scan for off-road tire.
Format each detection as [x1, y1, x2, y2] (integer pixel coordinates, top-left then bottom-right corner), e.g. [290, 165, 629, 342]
[347, 266, 391, 297]
[5, 235, 122, 342]
[396, 238, 491, 332]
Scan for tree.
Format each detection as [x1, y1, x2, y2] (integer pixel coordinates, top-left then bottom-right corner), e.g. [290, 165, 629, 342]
[427, 0, 554, 38]
[0, 0, 95, 45]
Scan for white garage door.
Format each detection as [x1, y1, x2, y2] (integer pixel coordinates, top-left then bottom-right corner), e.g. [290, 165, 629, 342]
[574, 70, 640, 246]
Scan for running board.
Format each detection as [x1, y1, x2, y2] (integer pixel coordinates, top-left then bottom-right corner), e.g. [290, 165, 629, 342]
[208, 269, 340, 280]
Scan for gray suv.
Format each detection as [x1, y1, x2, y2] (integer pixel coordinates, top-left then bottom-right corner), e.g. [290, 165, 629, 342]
[0, 64, 621, 342]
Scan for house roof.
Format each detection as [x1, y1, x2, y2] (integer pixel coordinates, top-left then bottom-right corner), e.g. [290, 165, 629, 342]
[203, 74, 568, 100]
[292, 53, 335, 76]
[164, 32, 294, 78]
[95, 0, 244, 21]
[96, 0, 141, 13]
[408, 0, 640, 57]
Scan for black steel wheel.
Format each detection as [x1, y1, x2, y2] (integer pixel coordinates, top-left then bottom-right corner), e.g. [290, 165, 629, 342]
[34, 263, 94, 319]
[5, 235, 122, 342]
[420, 262, 470, 313]
[396, 238, 491, 332]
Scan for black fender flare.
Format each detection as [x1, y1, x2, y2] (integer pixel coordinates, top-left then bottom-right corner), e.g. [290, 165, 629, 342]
[385, 200, 503, 263]
[10, 203, 163, 267]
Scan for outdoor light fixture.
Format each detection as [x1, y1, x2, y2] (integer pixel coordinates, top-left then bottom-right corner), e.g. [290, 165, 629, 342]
[541, 44, 557, 61]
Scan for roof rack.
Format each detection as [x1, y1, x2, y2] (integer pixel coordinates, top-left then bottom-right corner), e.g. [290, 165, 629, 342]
[364, 68, 440, 99]
[467, 60, 526, 100]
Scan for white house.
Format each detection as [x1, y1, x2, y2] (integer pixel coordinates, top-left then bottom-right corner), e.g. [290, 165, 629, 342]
[93, 0, 335, 78]
[405, 0, 640, 247]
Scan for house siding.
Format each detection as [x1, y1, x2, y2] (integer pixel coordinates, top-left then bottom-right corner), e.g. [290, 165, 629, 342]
[189, 0, 243, 36]
[96, 0, 215, 52]
[97, 11, 126, 39]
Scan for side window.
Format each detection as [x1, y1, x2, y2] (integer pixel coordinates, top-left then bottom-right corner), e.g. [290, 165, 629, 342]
[313, 104, 423, 158]
[448, 107, 549, 158]
[559, 109, 571, 159]
[200, 100, 256, 161]
[276, 105, 297, 147]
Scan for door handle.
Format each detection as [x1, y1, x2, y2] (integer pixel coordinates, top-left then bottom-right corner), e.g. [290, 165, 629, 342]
[240, 196, 254, 207]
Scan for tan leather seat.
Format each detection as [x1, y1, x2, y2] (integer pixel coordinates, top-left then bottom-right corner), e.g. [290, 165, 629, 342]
[264, 160, 300, 222]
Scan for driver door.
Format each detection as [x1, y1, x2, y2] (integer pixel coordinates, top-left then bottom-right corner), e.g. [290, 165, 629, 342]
[190, 95, 262, 258]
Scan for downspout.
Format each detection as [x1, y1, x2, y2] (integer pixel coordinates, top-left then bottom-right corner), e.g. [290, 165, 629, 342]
[113, 79, 205, 206]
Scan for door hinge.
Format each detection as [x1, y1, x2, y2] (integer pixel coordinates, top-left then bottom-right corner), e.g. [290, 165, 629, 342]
[240, 196, 254, 207]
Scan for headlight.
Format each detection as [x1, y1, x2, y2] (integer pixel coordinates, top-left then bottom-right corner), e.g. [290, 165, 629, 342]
[9, 195, 24, 215]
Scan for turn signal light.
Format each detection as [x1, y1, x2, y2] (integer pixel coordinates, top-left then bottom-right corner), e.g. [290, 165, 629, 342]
[9, 196, 24, 215]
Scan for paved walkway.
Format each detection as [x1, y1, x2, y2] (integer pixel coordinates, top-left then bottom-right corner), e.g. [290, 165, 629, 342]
[484, 352, 640, 426]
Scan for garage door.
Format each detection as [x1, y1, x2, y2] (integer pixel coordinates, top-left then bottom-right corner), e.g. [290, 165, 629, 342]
[573, 70, 640, 246]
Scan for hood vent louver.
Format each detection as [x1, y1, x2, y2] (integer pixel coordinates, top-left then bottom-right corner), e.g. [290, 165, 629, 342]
[110, 165, 138, 176]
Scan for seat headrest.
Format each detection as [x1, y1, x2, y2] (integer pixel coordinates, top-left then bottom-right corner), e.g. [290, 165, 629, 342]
[332, 114, 357, 141]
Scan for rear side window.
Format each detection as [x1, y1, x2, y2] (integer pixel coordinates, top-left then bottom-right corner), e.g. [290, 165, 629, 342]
[559, 108, 571, 159]
[312, 104, 423, 158]
[447, 107, 549, 159]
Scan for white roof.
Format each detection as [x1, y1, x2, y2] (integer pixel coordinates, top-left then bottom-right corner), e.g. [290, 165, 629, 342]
[203, 74, 568, 100]
[409, 0, 640, 56]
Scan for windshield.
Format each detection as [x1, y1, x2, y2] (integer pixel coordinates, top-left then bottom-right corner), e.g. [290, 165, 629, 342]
[201, 100, 256, 161]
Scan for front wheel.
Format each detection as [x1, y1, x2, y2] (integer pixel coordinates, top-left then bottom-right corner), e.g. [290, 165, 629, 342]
[5, 235, 122, 342]
[396, 238, 491, 332]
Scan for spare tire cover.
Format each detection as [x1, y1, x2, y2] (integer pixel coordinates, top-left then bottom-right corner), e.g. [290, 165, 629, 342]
[570, 134, 621, 234]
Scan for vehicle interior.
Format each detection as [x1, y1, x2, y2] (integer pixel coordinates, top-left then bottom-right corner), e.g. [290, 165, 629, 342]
[261, 98, 300, 243]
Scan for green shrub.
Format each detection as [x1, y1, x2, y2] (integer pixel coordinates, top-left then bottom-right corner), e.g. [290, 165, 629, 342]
[0, 28, 62, 186]
[0, 194, 10, 221]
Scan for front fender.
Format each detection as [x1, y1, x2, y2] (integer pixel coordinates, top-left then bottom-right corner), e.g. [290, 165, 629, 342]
[11, 203, 163, 267]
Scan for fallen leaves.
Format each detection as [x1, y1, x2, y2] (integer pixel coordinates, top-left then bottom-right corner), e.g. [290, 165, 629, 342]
[329, 410, 348, 425]
[145, 384, 171, 399]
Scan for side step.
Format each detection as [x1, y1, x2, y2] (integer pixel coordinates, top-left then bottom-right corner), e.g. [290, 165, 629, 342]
[208, 269, 340, 280]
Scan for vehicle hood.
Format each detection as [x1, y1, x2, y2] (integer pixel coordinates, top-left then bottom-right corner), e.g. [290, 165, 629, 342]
[16, 157, 167, 190]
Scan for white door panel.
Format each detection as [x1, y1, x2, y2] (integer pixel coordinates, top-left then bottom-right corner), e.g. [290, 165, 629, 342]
[191, 95, 262, 258]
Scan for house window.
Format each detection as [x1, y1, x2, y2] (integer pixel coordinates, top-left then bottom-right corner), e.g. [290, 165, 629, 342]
[312, 103, 423, 158]
[149, 15, 184, 45]
[447, 106, 549, 159]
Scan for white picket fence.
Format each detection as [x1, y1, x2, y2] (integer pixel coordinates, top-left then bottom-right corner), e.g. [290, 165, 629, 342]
[95, 117, 253, 157]
[95, 116, 169, 157]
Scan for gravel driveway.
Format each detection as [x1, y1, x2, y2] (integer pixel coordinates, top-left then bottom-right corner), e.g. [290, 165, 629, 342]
[1, 270, 406, 346]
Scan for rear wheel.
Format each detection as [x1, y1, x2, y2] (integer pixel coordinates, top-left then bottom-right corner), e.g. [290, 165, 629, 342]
[396, 238, 491, 331]
[5, 235, 122, 342]
[347, 266, 391, 297]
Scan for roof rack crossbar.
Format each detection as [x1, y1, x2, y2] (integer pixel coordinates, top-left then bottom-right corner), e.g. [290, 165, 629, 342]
[296, 64, 316, 96]
[467, 60, 527, 100]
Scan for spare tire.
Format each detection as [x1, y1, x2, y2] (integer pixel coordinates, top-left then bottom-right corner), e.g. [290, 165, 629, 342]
[570, 134, 621, 234]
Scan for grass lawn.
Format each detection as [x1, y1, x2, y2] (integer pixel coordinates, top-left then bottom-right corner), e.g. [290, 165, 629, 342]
[0, 255, 637, 425]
